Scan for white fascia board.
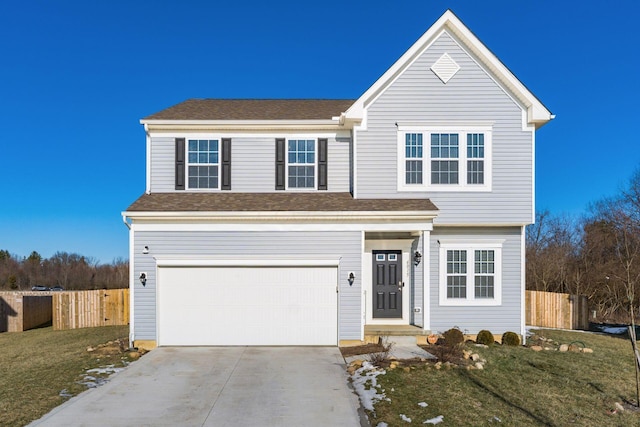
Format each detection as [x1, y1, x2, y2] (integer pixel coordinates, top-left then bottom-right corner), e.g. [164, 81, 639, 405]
[123, 210, 438, 220]
[344, 10, 552, 127]
[140, 119, 348, 131]
[434, 222, 531, 227]
[154, 257, 340, 267]
[147, 130, 351, 139]
[131, 222, 434, 232]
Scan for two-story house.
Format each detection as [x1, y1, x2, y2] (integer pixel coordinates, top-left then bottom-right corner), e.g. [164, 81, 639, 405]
[123, 10, 552, 349]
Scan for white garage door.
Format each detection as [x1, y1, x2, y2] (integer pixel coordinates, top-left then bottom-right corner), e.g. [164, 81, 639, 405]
[157, 266, 338, 346]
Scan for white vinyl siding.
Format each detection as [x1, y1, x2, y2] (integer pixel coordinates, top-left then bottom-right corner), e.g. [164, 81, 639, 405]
[429, 227, 521, 335]
[132, 230, 361, 342]
[356, 31, 533, 224]
[149, 135, 350, 193]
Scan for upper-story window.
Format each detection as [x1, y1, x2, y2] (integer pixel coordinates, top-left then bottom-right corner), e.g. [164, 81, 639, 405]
[397, 125, 492, 192]
[287, 139, 315, 188]
[188, 139, 219, 189]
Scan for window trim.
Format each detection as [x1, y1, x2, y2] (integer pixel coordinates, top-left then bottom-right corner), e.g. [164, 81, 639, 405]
[285, 138, 318, 190]
[397, 124, 492, 192]
[438, 239, 503, 306]
[186, 138, 221, 190]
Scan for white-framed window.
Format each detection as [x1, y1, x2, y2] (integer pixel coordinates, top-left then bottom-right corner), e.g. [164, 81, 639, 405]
[187, 139, 219, 189]
[287, 139, 316, 189]
[397, 124, 492, 192]
[438, 239, 503, 306]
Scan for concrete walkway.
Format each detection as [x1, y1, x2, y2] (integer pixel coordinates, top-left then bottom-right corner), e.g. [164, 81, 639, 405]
[30, 347, 363, 427]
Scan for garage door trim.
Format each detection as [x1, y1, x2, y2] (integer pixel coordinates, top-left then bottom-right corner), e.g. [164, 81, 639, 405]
[154, 257, 340, 267]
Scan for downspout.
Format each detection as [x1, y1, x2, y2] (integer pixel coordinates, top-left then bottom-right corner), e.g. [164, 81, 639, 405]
[144, 123, 151, 195]
[122, 213, 134, 346]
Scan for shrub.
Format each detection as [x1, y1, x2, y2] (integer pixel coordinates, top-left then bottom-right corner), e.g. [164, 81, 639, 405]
[476, 330, 495, 346]
[442, 327, 464, 348]
[367, 337, 394, 366]
[502, 331, 521, 346]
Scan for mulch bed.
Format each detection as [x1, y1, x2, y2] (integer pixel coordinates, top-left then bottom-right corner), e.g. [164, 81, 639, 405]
[339, 343, 385, 358]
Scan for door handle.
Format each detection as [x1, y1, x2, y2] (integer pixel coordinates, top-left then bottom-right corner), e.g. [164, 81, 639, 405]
[398, 281, 404, 291]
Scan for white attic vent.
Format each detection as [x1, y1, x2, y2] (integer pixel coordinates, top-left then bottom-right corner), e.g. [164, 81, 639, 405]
[431, 53, 460, 84]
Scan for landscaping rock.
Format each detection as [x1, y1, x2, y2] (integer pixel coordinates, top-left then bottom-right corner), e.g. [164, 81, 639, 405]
[559, 344, 569, 352]
[582, 348, 594, 353]
[615, 402, 625, 412]
[475, 362, 484, 370]
[403, 367, 411, 373]
[568, 344, 580, 352]
[463, 350, 472, 359]
[470, 353, 480, 361]
[128, 351, 141, 359]
[531, 345, 543, 352]
[86, 346, 95, 352]
[435, 362, 442, 370]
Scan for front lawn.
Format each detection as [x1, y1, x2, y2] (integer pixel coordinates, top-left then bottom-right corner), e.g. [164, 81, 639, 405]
[358, 329, 639, 426]
[0, 325, 131, 426]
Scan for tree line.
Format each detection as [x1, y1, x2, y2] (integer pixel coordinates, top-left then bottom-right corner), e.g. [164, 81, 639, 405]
[527, 169, 640, 323]
[0, 250, 128, 291]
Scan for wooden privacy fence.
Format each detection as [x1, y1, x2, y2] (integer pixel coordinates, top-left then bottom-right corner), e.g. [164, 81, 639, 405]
[526, 290, 589, 330]
[0, 292, 53, 332]
[53, 289, 129, 330]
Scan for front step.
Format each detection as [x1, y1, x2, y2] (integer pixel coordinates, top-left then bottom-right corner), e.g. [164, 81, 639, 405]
[364, 325, 432, 345]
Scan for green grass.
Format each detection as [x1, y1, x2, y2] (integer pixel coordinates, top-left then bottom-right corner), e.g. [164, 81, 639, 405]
[367, 329, 640, 426]
[0, 325, 130, 426]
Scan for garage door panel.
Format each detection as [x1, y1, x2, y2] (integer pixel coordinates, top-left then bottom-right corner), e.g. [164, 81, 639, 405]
[158, 266, 337, 346]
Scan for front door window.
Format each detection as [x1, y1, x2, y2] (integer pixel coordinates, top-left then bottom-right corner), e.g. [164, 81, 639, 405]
[372, 250, 403, 318]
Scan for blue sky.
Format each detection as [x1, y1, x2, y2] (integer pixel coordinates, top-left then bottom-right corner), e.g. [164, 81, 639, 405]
[1, 1, 638, 263]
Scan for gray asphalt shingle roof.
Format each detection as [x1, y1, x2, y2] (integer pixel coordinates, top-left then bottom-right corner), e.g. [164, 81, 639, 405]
[126, 192, 438, 213]
[143, 99, 355, 121]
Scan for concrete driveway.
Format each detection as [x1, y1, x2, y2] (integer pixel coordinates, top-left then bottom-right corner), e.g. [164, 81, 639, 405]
[30, 347, 364, 427]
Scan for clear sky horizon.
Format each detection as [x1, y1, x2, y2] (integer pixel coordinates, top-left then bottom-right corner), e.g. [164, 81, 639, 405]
[1, 1, 638, 263]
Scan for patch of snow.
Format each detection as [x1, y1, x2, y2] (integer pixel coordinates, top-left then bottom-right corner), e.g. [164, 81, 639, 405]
[376, 423, 389, 427]
[400, 414, 412, 422]
[423, 415, 444, 424]
[490, 416, 502, 423]
[77, 364, 126, 389]
[418, 402, 428, 407]
[350, 361, 387, 412]
[59, 389, 72, 398]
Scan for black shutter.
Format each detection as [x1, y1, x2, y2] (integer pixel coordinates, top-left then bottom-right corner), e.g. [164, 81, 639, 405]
[221, 138, 231, 190]
[275, 138, 285, 190]
[318, 138, 328, 190]
[175, 138, 185, 190]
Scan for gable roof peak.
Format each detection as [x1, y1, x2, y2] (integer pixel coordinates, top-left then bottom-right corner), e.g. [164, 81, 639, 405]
[344, 9, 553, 128]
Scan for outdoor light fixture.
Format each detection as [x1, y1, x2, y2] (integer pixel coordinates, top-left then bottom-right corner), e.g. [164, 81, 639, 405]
[142, 246, 149, 254]
[414, 251, 422, 266]
[139, 272, 147, 286]
[348, 272, 355, 286]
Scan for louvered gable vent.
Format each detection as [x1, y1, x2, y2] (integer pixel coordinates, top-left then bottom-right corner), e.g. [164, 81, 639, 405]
[431, 52, 460, 84]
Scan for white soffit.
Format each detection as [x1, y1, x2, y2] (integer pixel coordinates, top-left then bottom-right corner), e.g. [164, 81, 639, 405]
[431, 53, 460, 83]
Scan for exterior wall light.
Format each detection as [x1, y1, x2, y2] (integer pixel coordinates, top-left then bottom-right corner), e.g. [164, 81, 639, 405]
[142, 246, 149, 254]
[348, 272, 355, 286]
[139, 272, 147, 286]
[414, 251, 422, 266]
